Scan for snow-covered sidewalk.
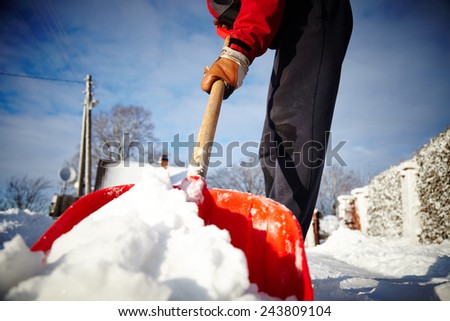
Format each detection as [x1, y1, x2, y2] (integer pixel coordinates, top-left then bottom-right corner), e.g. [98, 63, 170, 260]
[307, 229, 450, 300]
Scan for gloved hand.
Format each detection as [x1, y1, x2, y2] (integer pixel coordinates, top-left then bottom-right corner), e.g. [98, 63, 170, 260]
[201, 46, 250, 99]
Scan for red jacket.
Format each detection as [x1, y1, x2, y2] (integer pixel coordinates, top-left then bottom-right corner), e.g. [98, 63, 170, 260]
[207, 0, 286, 63]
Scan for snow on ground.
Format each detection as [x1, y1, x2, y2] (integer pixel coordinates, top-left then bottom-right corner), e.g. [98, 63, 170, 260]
[307, 228, 450, 300]
[0, 166, 449, 300]
[0, 209, 53, 250]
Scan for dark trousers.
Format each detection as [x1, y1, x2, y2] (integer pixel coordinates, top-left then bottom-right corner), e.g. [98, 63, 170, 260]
[259, 0, 353, 236]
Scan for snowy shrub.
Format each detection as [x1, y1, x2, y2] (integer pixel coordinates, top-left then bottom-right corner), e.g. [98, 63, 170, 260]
[366, 164, 403, 238]
[414, 127, 450, 244]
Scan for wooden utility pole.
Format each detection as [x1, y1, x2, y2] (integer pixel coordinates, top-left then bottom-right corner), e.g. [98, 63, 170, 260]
[85, 74, 93, 195]
[77, 74, 96, 197]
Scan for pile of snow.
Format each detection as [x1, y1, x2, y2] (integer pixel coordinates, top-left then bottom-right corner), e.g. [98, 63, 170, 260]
[0, 237, 45, 298]
[0, 209, 53, 250]
[0, 167, 269, 300]
[96, 160, 188, 190]
[319, 215, 340, 239]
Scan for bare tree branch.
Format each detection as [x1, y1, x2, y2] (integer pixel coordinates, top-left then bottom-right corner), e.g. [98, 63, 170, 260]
[317, 165, 366, 216]
[208, 163, 265, 196]
[92, 105, 157, 162]
[4, 175, 52, 212]
[65, 105, 159, 188]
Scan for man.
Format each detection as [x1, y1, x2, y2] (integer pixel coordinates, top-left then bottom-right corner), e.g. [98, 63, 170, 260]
[201, 0, 353, 237]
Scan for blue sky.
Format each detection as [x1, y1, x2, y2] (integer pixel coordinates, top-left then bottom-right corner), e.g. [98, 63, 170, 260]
[0, 0, 449, 192]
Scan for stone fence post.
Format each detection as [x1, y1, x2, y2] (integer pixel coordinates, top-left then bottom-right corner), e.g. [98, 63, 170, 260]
[399, 161, 421, 243]
[351, 186, 369, 234]
[337, 195, 361, 230]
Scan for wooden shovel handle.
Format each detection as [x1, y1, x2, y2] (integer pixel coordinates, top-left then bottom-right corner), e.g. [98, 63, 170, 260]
[191, 80, 225, 178]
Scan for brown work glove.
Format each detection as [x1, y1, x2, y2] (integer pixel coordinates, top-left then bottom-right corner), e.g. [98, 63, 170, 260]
[201, 46, 250, 99]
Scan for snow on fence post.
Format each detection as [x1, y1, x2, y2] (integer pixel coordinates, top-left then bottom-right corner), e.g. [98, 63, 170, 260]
[337, 195, 351, 227]
[351, 186, 369, 234]
[337, 195, 360, 230]
[399, 161, 421, 243]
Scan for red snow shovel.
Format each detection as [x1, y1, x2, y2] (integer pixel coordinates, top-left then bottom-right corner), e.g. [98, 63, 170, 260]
[31, 81, 314, 301]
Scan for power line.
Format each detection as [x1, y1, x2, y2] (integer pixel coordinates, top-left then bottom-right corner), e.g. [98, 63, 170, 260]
[44, 0, 85, 75]
[12, 2, 83, 96]
[0, 72, 84, 84]
[12, 5, 63, 76]
[32, 0, 83, 80]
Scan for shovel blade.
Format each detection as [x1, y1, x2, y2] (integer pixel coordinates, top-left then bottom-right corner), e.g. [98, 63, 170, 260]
[199, 188, 313, 300]
[30, 184, 134, 253]
[31, 184, 313, 300]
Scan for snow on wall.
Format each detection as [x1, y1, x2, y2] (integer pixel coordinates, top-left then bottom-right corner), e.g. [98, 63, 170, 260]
[366, 164, 403, 238]
[364, 127, 449, 244]
[414, 127, 450, 244]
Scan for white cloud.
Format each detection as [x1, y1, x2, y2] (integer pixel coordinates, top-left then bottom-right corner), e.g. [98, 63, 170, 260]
[328, 0, 450, 176]
[0, 111, 81, 186]
[0, 0, 448, 188]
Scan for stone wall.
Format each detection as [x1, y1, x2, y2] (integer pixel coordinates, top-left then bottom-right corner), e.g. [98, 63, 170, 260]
[414, 128, 450, 244]
[351, 127, 449, 244]
[366, 164, 403, 238]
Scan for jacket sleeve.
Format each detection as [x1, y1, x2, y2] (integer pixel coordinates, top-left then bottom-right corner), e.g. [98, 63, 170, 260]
[227, 0, 286, 63]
